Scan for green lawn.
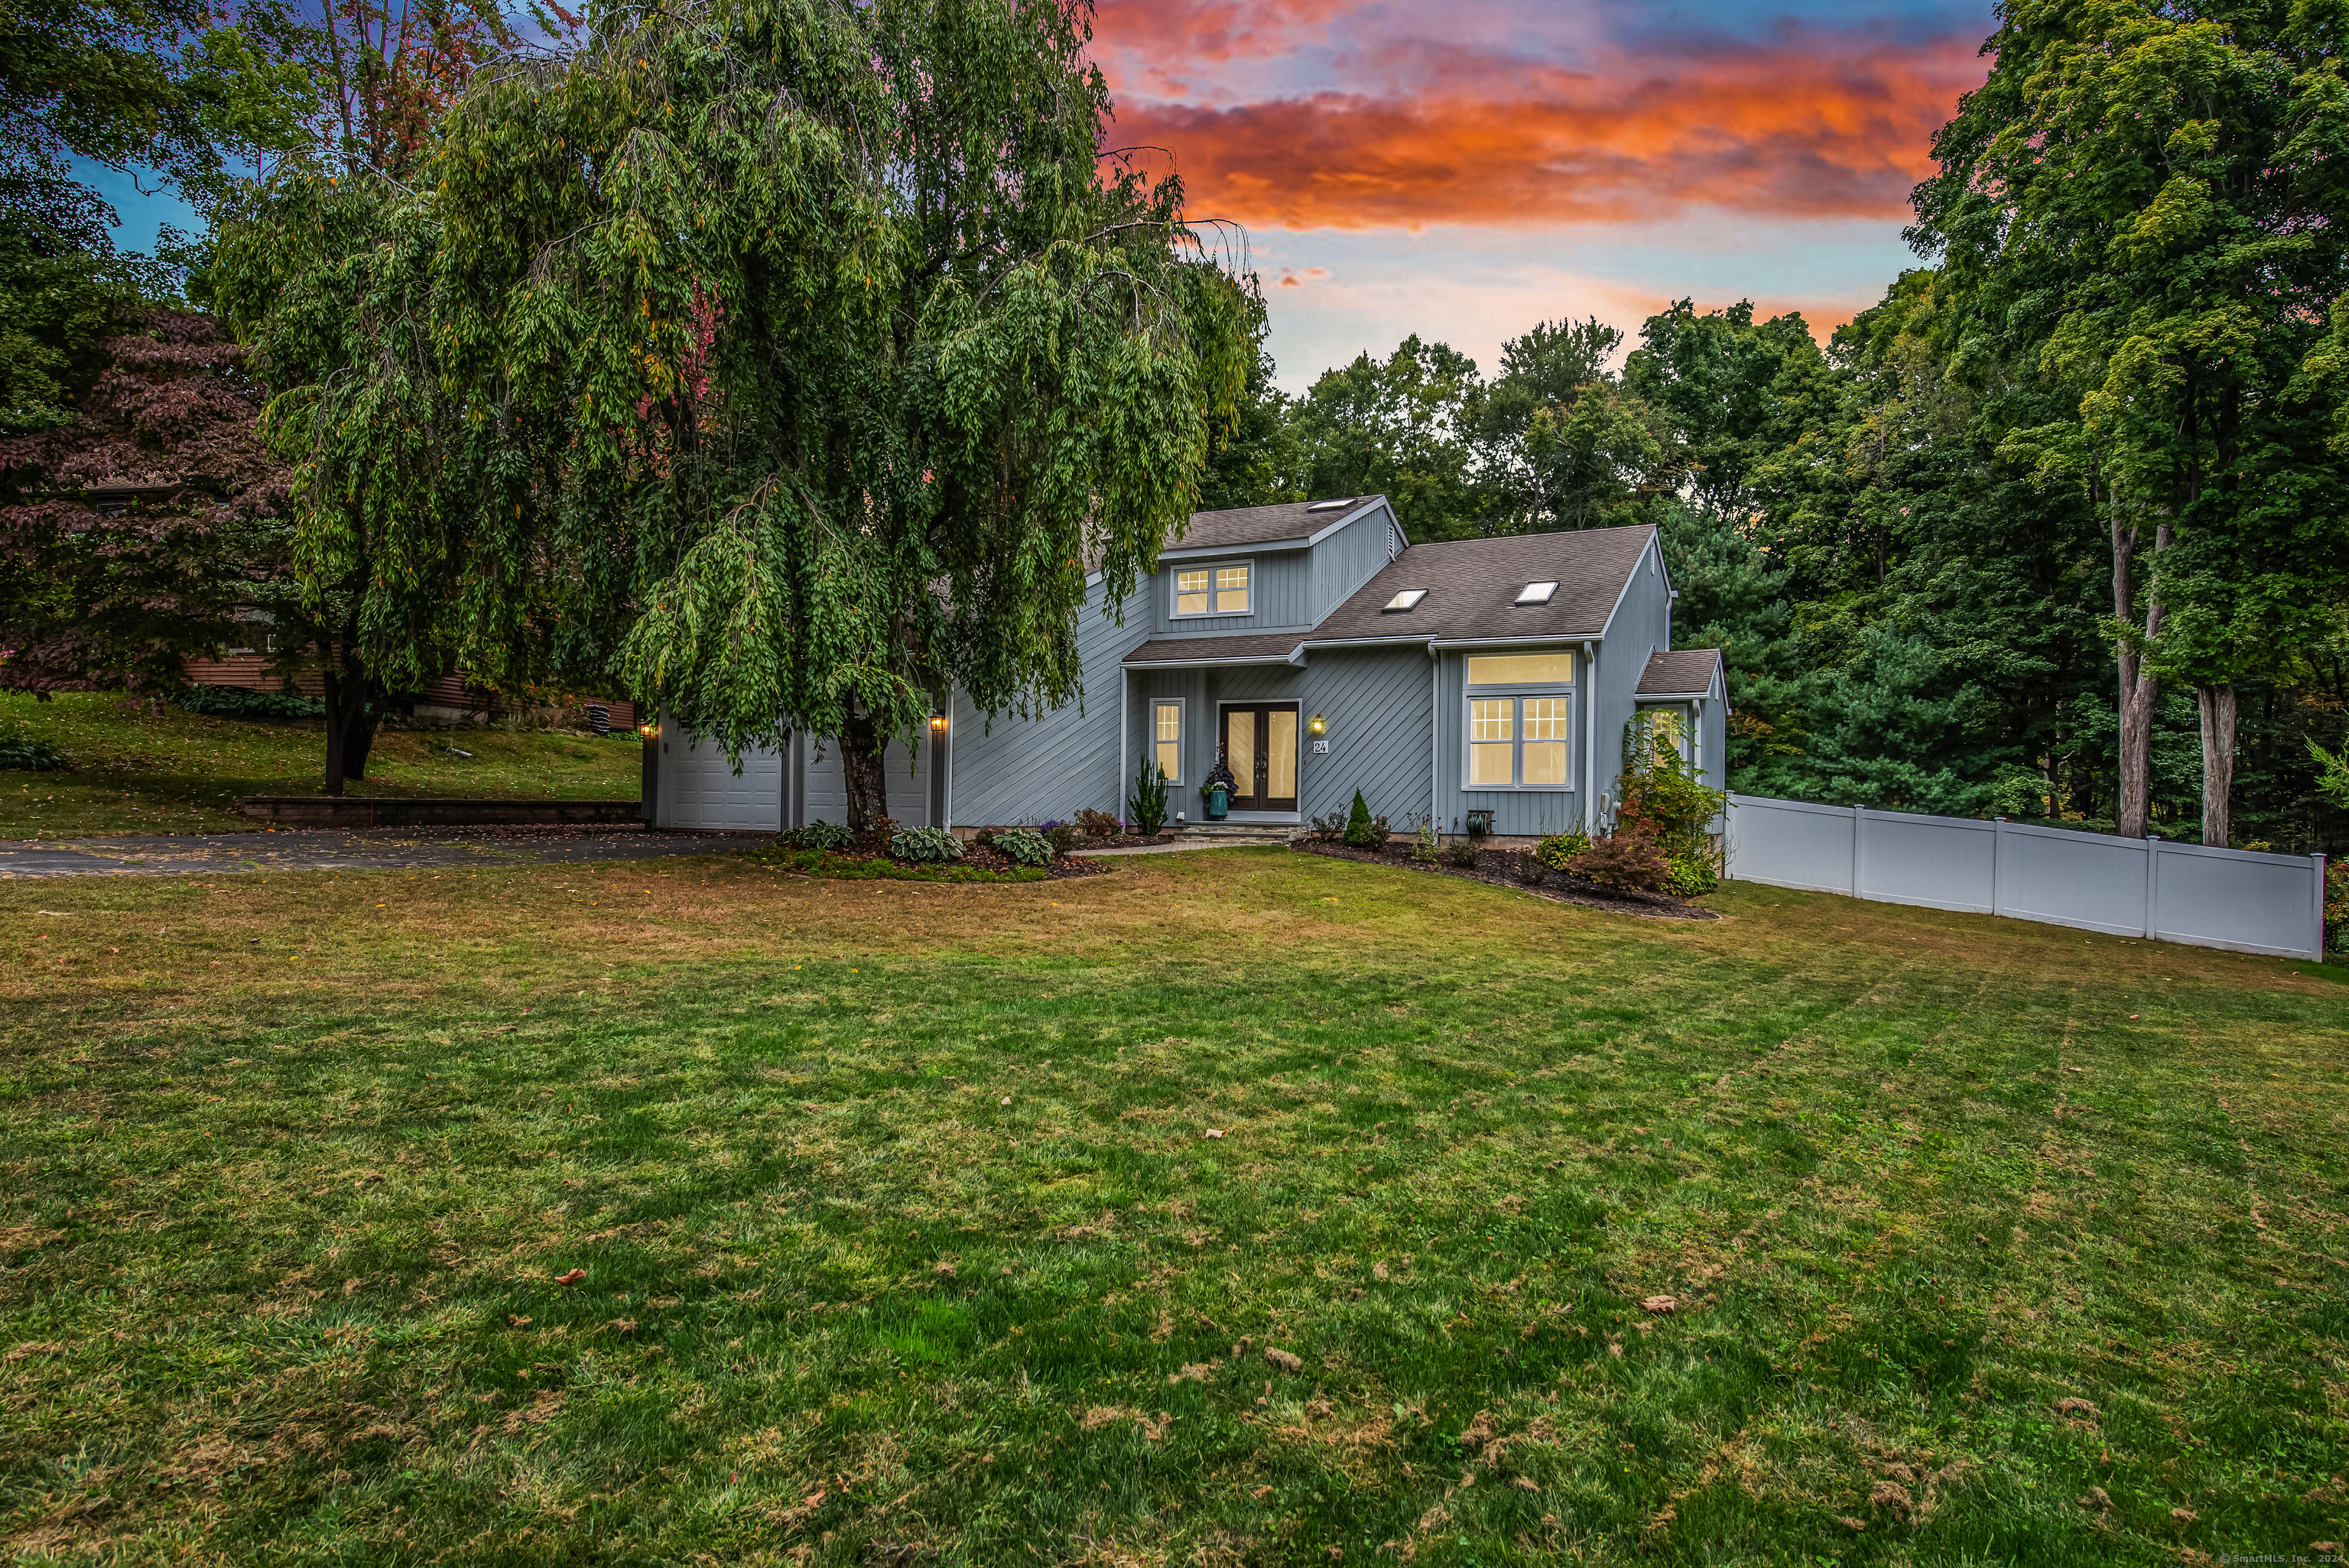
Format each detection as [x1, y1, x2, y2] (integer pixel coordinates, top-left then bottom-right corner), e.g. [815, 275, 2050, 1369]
[2, 849, 2344, 1565]
[0, 692, 643, 839]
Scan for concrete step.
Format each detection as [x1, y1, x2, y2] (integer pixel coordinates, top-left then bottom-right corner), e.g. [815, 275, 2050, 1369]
[1174, 822, 1298, 842]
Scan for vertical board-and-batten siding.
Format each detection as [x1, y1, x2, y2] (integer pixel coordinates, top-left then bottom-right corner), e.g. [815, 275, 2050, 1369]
[947, 577, 1153, 826]
[1593, 537, 1673, 816]
[1306, 505, 1402, 625]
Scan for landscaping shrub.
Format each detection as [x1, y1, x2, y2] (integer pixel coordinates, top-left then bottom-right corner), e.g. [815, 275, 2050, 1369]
[1533, 829, 1590, 871]
[989, 826, 1053, 866]
[1076, 807, 1122, 839]
[889, 826, 963, 864]
[1126, 761, 1169, 836]
[1341, 790, 1390, 850]
[1039, 819, 1081, 855]
[1663, 850, 1719, 898]
[1441, 840, 1478, 868]
[171, 684, 326, 721]
[0, 728, 68, 772]
[778, 821, 856, 852]
[1564, 833, 1668, 892]
[1304, 811, 1347, 844]
[1412, 818, 1439, 864]
[1512, 854, 1548, 886]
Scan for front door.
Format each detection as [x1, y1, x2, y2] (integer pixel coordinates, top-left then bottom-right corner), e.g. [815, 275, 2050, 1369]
[1222, 704, 1299, 812]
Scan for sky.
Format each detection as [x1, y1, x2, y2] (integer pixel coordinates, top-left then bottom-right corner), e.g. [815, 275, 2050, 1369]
[1090, 0, 1997, 388]
[95, 0, 1996, 392]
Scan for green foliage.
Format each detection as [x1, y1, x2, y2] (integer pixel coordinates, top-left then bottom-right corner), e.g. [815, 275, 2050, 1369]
[1618, 713, 1727, 867]
[1290, 336, 1490, 539]
[1533, 830, 1591, 871]
[216, 0, 1256, 826]
[0, 727, 69, 771]
[1440, 839, 1478, 868]
[1038, 820, 1081, 856]
[2326, 859, 2347, 954]
[1411, 817, 1438, 865]
[1074, 807, 1122, 841]
[986, 827, 1052, 868]
[1662, 852, 1719, 899]
[171, 683, 323, 721]
[2312, 741, 2349, 813]
[889, 826, 963, 865]
[777, 822, 856, 853]
[1512, 853, 1548, 886]
[1341, 789, 1379, 849]
[1126, 761, 1170, 837]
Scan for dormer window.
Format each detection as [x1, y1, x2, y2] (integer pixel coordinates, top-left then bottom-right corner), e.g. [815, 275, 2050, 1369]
[1382, 589, 1427, 612]
[1174, 561, 1251, 617]
[1515, 580, 1558, 605]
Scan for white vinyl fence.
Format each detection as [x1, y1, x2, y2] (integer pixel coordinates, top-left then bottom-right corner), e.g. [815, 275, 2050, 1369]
[1724, 794, 2329, 961]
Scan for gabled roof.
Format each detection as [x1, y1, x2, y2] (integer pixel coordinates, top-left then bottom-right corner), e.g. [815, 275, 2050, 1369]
[1164, 496, 1382, 555]
[1637, 648, 1724, 698]
[1301, 524, 1657, 647]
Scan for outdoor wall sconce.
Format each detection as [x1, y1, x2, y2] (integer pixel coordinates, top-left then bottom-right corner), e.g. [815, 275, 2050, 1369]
[1308, 713, 1327, 735]
[638, 722, 658, 740]
[929, 711, 948, 732]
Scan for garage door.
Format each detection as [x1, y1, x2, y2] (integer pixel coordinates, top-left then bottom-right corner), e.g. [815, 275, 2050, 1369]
[659, 730, 783, 831]
[801, 736, 928, 826]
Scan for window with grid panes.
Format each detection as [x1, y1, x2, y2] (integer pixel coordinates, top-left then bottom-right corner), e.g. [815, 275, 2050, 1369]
[1152, 700, 1182, 782]
[1464, 652, 1574, 790]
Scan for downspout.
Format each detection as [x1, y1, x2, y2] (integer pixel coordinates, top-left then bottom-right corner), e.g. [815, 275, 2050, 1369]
[1581, 641, 1597, 830]
[1118, 666, 1128, 830]
[1428, 641, 1440, 833]
[941, 701, 954, 833]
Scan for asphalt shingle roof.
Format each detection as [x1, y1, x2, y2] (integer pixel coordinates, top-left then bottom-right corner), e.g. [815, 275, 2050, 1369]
[1637, 648, 1724, 697]
[1302, 524, 1657, 646]
[1165, 497, 1376, 554]
[1123, 634, 1301, 666]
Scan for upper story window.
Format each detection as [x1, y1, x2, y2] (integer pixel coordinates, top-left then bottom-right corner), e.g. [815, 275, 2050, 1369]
[1174, 561, 1251, 617]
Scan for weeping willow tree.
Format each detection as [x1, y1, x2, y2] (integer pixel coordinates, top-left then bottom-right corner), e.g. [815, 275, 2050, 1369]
[215, 0, 1256, 817]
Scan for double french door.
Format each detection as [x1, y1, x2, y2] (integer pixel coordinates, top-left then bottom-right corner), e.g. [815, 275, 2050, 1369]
[1221, 703, 1299, 812]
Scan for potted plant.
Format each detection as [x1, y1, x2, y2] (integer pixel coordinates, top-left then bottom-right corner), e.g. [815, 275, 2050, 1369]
[1200, 755, 1236, 820]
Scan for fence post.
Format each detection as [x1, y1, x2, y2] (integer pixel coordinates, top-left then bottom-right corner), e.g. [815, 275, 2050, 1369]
[2144, 836, 2159, 940]
[1992, 816, 2004, 917]
[1850, 803, 1864, 899]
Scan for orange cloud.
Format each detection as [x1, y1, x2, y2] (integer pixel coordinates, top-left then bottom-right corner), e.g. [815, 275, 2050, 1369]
[1107, 36, 1989, 230]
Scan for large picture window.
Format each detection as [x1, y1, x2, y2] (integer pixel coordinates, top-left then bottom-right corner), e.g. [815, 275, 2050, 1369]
[1152, 700, 1183, 783]
[1465, 649, 1574, 790]
[1173, 561, 1251, 617]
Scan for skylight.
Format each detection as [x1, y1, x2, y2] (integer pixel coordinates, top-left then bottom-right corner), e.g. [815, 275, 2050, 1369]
[1382, 588, 1427, 612]
[1515, 580, 1559, 605]
[1304, 498, 1353, 512]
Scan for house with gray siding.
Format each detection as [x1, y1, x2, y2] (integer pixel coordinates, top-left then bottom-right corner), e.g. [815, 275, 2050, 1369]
[644, 496, 1727, 839]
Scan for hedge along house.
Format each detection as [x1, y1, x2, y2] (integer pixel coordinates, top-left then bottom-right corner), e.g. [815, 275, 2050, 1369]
[644, 496, 1727, 839]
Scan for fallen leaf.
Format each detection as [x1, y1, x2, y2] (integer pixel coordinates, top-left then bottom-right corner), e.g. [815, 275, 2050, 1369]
[1264, 1347, 1302, 1374]
[2172, 1508, 2198, 1523]
[554, 1268, 586, 1287]
[1642, 1295, 1677, 1314]
[506, 1314, 531, 1328]
[1203, 1129, 1225, 1139]
[2079, 1486, 2111, 1510]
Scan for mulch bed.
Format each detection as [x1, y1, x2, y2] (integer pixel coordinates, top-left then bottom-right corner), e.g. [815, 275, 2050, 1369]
[1290, 839, 1720, 920]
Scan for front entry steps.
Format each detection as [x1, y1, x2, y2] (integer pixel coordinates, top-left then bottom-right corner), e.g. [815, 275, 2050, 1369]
[1173, 821, 1299, 845]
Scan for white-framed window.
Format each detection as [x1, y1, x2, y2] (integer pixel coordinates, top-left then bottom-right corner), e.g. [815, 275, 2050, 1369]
[1152, 699, 1183, 783]
[1172, 560, 1251, 617]
[1464, 650, 1575, 790]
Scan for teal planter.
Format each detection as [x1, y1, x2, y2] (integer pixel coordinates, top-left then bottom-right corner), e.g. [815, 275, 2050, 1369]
[1204, 784, 1230, 820]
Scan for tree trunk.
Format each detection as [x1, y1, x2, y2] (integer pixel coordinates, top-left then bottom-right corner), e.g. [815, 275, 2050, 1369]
[837, 706, 891, 836]
[319, 663, 383, 795]
[2111, 498, 2169, 839]
[2197, 682, 2236, 848]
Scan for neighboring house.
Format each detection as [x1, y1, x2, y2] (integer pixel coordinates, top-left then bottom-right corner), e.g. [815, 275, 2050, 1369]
[646, 496, 1726, 838]
[182, 635, 641, 730]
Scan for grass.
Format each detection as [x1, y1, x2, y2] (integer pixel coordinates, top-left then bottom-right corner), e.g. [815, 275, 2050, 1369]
[1, 849, 2344, 1566]
[0, 692, 643, 839]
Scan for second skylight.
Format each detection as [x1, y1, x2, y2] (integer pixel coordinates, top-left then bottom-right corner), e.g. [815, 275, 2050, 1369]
[1515, 580, 1559, 605]
[1382, 588, 1428, 612]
